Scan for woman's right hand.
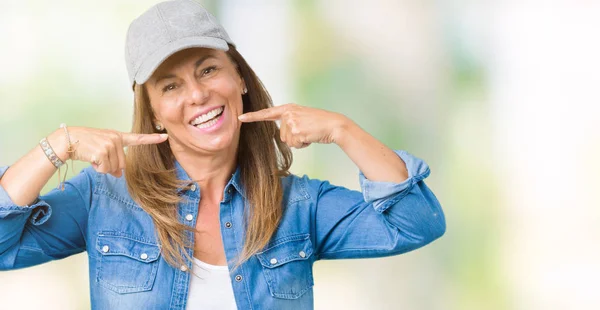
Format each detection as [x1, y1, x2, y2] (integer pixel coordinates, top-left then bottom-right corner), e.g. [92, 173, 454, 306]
[47, 127, 168, 178]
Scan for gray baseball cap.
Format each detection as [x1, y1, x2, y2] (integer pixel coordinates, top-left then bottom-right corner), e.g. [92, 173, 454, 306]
[125, 0, 235, 87]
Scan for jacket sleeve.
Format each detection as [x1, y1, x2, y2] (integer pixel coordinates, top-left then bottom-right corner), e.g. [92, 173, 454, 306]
[0, 166, 93, 270]
[309, 150, 446, 260]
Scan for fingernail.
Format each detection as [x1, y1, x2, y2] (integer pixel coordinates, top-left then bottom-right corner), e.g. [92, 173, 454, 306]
[160, 133, 168, 139]
[238, 115, 246, 121]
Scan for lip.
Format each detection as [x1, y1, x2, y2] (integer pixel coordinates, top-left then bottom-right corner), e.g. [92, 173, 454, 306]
[188, 105, 225, 125]
[190, 107, 226, 133]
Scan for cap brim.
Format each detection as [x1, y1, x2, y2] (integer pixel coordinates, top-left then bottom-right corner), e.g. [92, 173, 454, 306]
[134, 36, 229, 86]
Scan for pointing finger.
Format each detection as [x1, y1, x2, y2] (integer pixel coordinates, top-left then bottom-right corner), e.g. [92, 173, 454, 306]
[238, 106, 287, 122]
[121, 133, 169, 147]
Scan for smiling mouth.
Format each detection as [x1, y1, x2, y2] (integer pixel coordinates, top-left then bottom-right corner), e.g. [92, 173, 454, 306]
[190, 106, 225, 128]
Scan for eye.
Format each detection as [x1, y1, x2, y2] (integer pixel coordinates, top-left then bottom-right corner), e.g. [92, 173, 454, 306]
[162, 83, 177, 93]
[202, 66, 217, 76]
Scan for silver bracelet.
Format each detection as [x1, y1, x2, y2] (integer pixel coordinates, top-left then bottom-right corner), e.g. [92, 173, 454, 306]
[40, 137, 65, 168]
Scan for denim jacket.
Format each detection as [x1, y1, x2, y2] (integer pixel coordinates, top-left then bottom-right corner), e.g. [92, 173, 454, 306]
[0, 150, 445, 310]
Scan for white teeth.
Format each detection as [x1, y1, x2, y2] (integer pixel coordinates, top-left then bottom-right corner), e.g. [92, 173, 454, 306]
[190, 106, 224, 125]
[195, 116, 219, 129]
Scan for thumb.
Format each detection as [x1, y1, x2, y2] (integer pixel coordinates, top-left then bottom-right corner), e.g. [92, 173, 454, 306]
[122, 133, 168, 146]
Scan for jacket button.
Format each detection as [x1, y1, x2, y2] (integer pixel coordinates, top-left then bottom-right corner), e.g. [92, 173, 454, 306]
[270, 258, 278, 265]
[102, 245, 109, 253]
[190, 184, 197, 191]
[235, 275, 242, 282]
[140, 253, 148, 260]
[180, 265, 188, 272]
[299, 251, 306, 258]
[227, 188, 232, 194]
[225, 222, 232, 228]
[185, 214, 194, 221]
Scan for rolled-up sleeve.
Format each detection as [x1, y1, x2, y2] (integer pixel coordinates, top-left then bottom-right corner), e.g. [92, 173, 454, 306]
[0, 166, 93, 270]
[359, 150, 432, 212]
[360, 150, 445, 243]
[0, 167, 53, 226]
[311, 150, 445, 260]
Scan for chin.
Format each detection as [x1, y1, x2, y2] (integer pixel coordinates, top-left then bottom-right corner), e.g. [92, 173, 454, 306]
[195, 132, 237, 153]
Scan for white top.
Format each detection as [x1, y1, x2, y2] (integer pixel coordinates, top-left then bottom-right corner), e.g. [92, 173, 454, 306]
[186, 257, 238, 310]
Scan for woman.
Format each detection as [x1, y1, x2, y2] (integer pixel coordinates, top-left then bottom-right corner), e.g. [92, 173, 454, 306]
[0, 0, 445, 309]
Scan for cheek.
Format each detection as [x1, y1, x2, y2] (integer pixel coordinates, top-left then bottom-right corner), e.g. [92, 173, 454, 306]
[155, 100, 184, 124]
[229, 97, 244, 118]
[211, 77, 238, 96]
[211, 78, 243, 112]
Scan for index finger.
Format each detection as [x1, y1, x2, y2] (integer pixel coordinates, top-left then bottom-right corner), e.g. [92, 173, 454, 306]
[238, 106, 287, 122]
[121, 133, 169, 146]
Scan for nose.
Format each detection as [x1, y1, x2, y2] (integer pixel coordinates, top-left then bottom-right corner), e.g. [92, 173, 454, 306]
[185, 81, 209, 106]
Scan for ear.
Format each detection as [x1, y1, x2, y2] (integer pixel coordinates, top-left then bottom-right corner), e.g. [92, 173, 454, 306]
[240, 78, 247, 95]
[152, 113, 162, 128]
[154, 121, 164, 131]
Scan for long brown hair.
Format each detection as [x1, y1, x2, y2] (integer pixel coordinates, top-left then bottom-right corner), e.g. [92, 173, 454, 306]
[124, 44, 292, 269]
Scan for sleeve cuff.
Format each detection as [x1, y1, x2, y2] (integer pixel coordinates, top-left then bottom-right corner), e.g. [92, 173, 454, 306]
[0, 166, 52, 225]
[359, 150, 431, 212]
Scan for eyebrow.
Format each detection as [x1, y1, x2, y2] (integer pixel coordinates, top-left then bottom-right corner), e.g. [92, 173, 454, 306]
[153, 54, 218, 87]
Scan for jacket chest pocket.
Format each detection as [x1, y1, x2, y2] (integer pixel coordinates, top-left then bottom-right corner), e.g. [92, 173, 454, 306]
[95, 233, 161, 294]
[256, 234, 314, 299]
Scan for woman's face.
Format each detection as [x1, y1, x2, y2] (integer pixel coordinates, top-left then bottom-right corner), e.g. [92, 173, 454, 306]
[145, 48, 246, 156]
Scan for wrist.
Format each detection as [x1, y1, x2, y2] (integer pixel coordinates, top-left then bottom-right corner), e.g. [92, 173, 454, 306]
[46, 129, 71, 162]
[331, 116, 356, 147]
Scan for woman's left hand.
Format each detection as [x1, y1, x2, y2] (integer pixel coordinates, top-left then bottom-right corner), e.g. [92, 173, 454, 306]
[238, 103, 350, 148]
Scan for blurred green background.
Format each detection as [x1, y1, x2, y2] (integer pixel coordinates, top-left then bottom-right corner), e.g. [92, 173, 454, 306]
[1, 0, 599, 309]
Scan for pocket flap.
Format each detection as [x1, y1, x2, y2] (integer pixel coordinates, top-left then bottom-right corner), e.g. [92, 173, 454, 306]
[256, 234, 313, 268]
[96, 233, 160, 263]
